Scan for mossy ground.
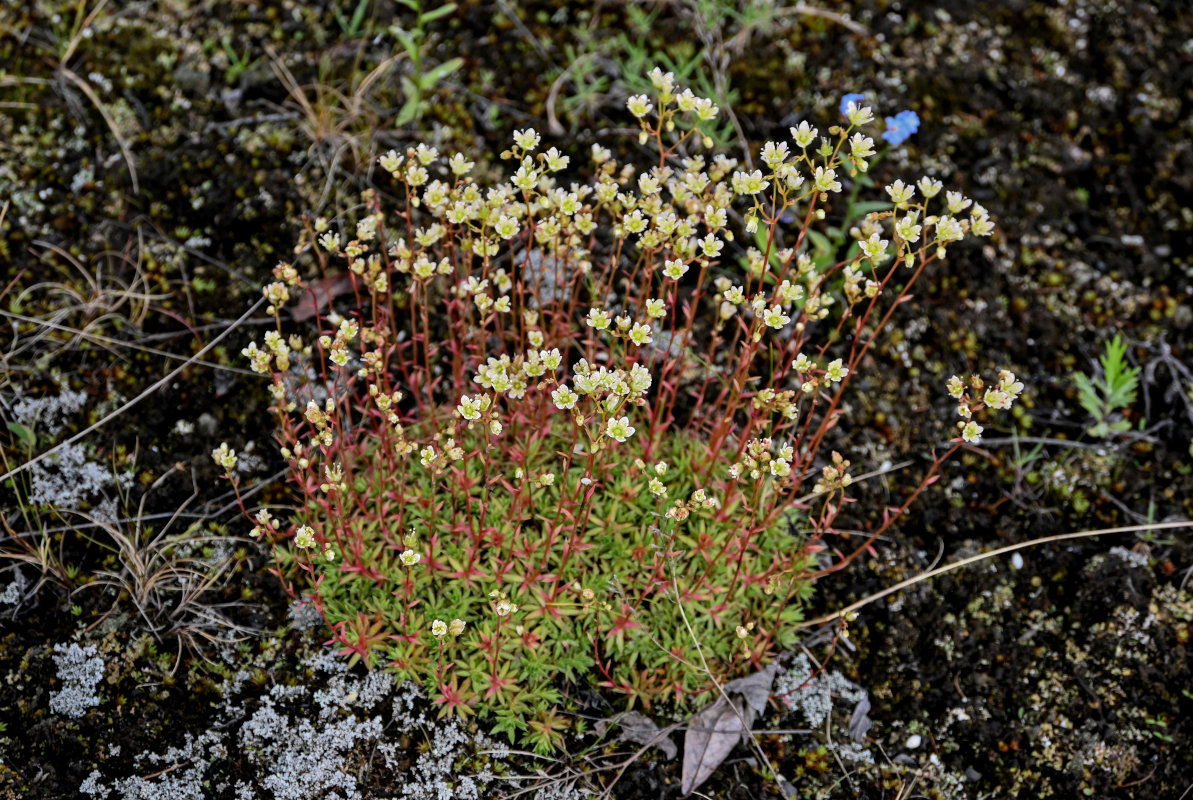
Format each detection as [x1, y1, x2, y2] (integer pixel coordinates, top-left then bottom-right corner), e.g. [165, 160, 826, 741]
[1, 0, 1191, 797]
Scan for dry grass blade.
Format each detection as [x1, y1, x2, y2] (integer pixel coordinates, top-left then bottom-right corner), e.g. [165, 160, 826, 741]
[57, 67, 138, 194]
[265, 44, 400, 211]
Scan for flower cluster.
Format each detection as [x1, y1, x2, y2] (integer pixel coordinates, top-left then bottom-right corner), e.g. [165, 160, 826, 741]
[221, 68, 1013, 742]
[947, 370, 1025, 443]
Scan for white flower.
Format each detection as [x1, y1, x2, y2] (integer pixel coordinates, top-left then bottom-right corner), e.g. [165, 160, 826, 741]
[294, 525, 316, 550]
[513, 128, 541, 150]
[917, 176, 943, 198]
[896, 214, 922, 243]
[431, 619, 447, 637]
[586, 308, 611, 330]
[790, 121, 818, 149]
[494, 214, 519, 239]
[886, 179, 915, 206]
[544, 147, 569, 171]
[648, 67, 674, 92]
[663, 259, 688, 280]
[860, 233, 889, 262]
[732, 169, 769, 195]
[211, 443, 237, 471]
[458, 395, 483, 420]
[760, 140, 789, 169]
[629, 323, 653, 346]
[935, 215, 964, 243]
[552, 385, 578, 410]
[849, 132, 876, 159]
[763, 305, 790, 330]
[379, 150, 404, 173]
[700, 234, 723, 258]
[813, 166, 842, 194]
[448, 152, 474, 175]
[605, 416, 636, 443]
[845, 101, 874, 127]
[627, 94, 653, 118]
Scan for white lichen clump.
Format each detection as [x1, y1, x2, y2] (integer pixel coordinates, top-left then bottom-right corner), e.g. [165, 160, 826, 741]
[49, 642, 105, 719]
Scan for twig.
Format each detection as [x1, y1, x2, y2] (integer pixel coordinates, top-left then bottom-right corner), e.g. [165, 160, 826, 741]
[780, 3, 869, 36]
[0, 298, 265, 484]
[799, 519, 1193, 629]
[0, 308, 259, 376]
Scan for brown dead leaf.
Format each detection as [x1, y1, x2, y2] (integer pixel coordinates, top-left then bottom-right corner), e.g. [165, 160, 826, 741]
[723, 662, 778, 714]
[848, 694, 872, 742]
[681, 696, 748, 796]
[593, 710, 678, 760]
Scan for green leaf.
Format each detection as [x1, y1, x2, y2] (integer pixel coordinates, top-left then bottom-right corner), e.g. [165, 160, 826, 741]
[419, 2, 457, 23]
[395, 76, 422, 126]
[391, 28, 420, 60]
[6, 421, 35, 448]
[805, 229, 833, 260]
[1072, 372, 1105, 422]
[417, 57, 463, 90]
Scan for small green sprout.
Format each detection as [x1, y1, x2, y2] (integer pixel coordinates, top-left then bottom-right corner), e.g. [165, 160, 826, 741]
[1073, 335, 1141, 437]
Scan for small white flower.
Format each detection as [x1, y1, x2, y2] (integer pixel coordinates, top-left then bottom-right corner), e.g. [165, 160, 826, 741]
[789, 121, 818, 149]
[886, 179, 915, 206]
[813, 166, 842, 194]
[629, 323, 653, 346]
[294, 525, 316, 550]
[605, 416, 636, 443]
[627, 94, 653, 118]
[663, 259, 688, 280]
[825, 359, 849, 382]
[448, 152, 474, 175]
[211, 442, 237, 471]
[917, 176, 943, 198]
[513, 128, 541, 150]
[586, 308, 611, 330]
[552, 385, 578, 410]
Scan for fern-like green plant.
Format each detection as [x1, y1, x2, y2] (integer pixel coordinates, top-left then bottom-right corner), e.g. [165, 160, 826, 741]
[1073, 335, 1141, 437]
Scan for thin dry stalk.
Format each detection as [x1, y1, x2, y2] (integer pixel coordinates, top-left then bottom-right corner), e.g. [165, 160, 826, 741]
[800, 519, 1193, 629]
[0, 297, 266, 485]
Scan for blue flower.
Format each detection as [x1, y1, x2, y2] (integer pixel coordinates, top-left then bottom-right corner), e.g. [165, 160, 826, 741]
[882, 110, 920, 145]
[839, 93, 866, 117]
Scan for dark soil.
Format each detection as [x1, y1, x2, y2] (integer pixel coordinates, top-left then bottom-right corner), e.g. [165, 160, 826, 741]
[1, 0, 1191, 798]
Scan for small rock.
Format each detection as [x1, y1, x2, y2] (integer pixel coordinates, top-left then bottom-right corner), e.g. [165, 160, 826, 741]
[905, 734, 922, 750]
[1010, 552, 1024, 570]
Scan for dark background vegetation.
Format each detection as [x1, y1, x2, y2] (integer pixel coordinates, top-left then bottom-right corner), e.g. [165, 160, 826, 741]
[1, 0, 1190, 797]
